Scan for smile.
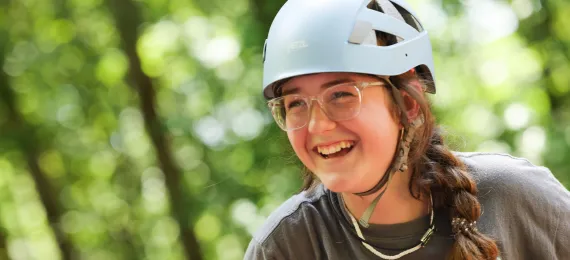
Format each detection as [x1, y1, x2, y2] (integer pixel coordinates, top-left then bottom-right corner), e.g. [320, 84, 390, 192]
[314, 141, 356, 159]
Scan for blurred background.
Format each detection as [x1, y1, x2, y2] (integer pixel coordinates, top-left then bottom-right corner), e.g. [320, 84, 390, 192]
[0, 0, 568, 259]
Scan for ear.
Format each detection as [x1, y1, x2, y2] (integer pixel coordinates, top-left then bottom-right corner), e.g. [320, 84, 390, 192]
[400, 79, 423, 122]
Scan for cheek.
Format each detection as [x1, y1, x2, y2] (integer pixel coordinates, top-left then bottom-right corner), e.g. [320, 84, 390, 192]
[287, 131, 310, 161]
[361, 92, 400, 131]
[355, 102, 401, 155]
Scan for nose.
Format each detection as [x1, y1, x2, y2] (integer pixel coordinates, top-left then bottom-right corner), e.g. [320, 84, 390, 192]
[307, 100, 336, 134]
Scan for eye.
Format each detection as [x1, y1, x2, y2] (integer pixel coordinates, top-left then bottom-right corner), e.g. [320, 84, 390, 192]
[285, 99, 307, 111]
[331, 91, 356, 99]
[328, 91, 357, 103]
[288, 100, 304, 108]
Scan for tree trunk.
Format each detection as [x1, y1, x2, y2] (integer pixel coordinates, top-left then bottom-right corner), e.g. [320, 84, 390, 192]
[104, 0, 204, 259]
[0, 28, 76, 260]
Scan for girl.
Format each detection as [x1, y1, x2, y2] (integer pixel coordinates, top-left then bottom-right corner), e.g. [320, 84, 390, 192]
[245, 0, 570, 259]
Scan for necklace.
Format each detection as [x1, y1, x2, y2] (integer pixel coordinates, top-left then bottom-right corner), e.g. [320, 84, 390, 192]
[345, 194, 435, 259]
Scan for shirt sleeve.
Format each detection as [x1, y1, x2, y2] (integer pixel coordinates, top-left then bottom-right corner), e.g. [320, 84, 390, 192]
[551, 173, 570, 258]
[243, 238, 286, 260]
[501, 161, 570, 259]
[243, 239, 264, 260]
[460, 153, 570, 260]
[528, 166, 570, 259]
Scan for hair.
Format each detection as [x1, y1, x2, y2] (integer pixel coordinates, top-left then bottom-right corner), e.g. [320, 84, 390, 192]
[298, 2, 500, 259]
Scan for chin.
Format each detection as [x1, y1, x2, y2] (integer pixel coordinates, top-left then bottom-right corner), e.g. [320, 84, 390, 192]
[319, 177, 357, 193]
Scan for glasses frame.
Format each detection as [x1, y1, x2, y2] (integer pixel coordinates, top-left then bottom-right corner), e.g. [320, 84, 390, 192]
[267, 81, 386, 131]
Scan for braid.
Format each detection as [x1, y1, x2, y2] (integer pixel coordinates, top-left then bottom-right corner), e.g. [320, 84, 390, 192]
[416, 127, 499, 260]
[388, 72, 499, 259]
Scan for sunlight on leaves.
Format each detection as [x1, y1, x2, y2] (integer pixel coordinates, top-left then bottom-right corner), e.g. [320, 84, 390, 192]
[96, 49, 128, 87]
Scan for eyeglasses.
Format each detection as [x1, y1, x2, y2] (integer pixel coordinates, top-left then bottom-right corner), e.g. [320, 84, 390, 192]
[267, 81, 386, 131]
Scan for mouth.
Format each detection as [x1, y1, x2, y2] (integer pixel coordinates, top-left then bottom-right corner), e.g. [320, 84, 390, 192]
[313, 140, 357, 159]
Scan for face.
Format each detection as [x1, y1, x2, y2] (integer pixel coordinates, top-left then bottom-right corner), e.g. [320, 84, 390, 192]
[280, 73, 401, 193]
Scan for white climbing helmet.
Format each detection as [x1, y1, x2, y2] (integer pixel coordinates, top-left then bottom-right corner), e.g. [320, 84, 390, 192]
[262, 0, 436, 99]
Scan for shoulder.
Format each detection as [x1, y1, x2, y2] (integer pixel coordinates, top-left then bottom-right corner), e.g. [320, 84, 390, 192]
[454, 152, 570, 259]
[246, 185, 358, 259]
[454, 151, 570, 229]
[250, 185, 329, 246]
[453, 151, 559, 194]
[245, 185, 332, 259]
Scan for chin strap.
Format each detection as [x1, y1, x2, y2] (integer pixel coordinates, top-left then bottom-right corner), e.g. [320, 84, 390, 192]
[354, 79, 410, 197]
[353, 128, 403, 197]
[356, 116, 423, 227]
[354, 81, 425, 227]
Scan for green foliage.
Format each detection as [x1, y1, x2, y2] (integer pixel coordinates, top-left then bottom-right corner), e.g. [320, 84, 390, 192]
[0, 0, 568, 259]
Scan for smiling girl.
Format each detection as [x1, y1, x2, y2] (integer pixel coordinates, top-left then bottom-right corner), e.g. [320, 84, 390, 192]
[244, 0, 570, 259]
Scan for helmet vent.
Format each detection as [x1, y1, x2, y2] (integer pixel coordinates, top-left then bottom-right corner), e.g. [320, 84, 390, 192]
[365, 1, 400, 47]
[391, 2, 424, 32]
[366, 1, 424, 33]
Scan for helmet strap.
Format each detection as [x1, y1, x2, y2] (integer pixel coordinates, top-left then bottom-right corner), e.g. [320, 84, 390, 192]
[353, 80, 425, 227]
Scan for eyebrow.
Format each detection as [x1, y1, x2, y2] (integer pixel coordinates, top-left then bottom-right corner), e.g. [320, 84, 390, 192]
[281, 78, 355, 96]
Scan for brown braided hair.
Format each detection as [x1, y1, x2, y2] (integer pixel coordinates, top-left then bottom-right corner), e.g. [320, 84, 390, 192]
[397, 75, 500, 260]
[298, 2, 500, 257]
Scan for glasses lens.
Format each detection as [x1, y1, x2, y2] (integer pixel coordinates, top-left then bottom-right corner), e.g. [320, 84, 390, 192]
[323, 84, 361, 120]
[268, 84, 362, 131]
[270, 95, 309, 130]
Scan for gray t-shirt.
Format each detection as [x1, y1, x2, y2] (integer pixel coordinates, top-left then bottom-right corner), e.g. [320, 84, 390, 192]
[244, 152, 570, 259]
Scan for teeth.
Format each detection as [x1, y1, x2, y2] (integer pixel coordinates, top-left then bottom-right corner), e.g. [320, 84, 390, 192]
[317, 141, 354, 155]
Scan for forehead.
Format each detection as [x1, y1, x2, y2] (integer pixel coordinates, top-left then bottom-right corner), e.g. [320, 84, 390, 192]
[280, 73, 377, 95]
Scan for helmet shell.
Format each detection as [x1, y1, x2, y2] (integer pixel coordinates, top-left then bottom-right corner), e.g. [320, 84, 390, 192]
[262, 0, 435, 99]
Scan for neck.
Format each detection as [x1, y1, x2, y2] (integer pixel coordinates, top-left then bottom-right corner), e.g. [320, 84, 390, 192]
[341, 171, 429, 225]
